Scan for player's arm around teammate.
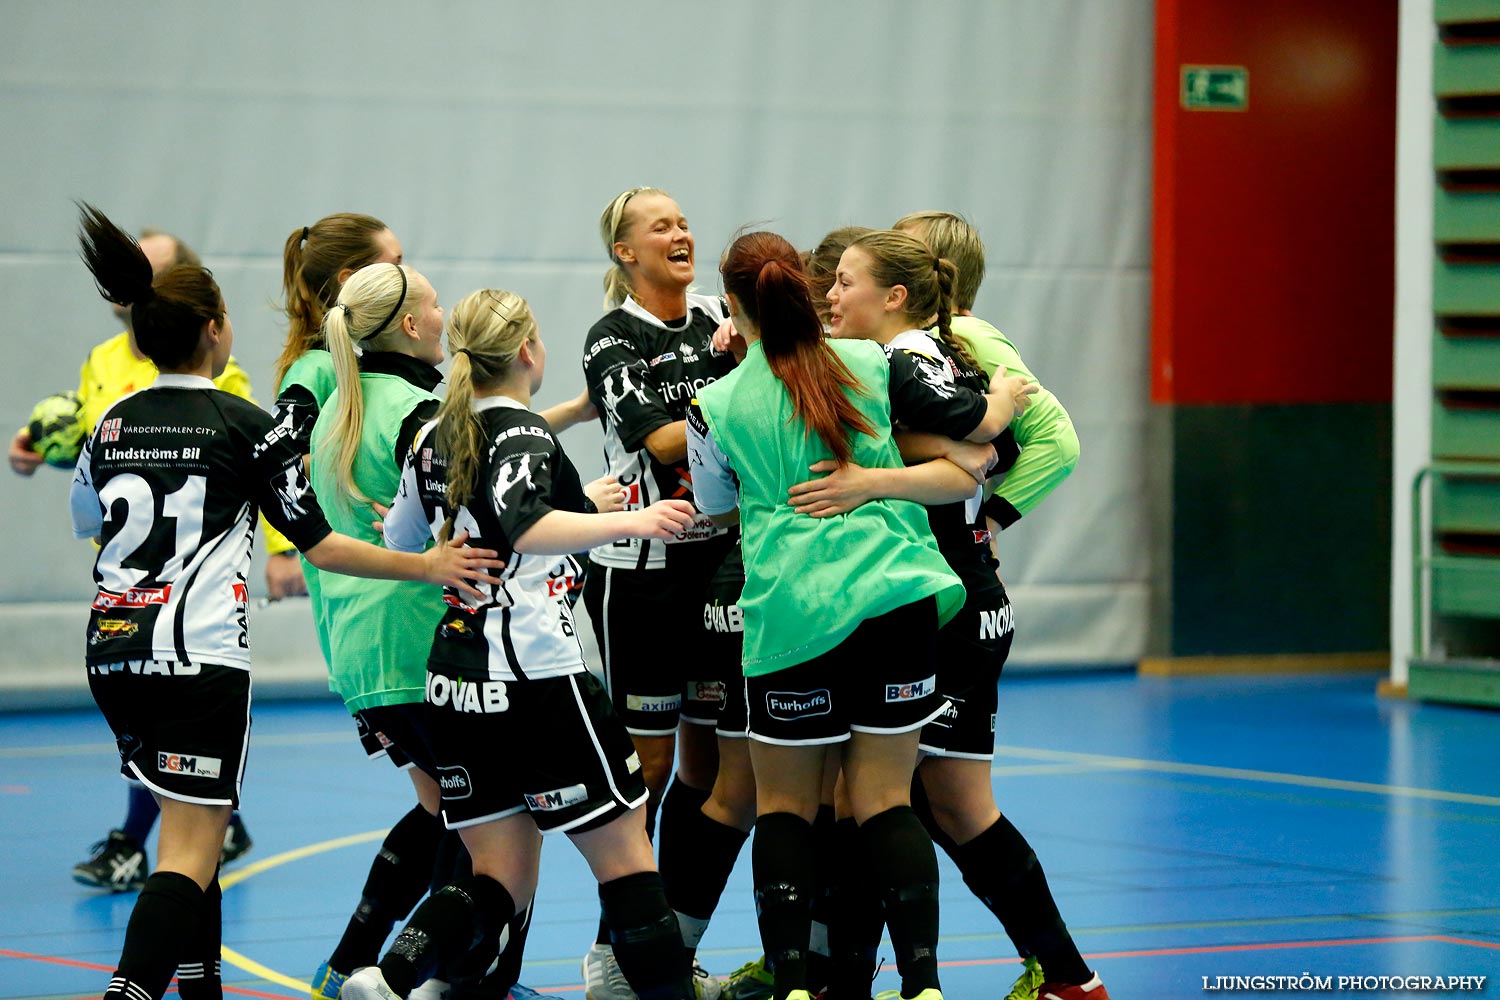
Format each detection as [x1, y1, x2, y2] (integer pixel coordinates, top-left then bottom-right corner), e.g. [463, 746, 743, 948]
[689, 232, 969, 1000]
[889, 211, 1104, 999]
[70, 205, 500, 1000]
[341, 289, 699, 1000]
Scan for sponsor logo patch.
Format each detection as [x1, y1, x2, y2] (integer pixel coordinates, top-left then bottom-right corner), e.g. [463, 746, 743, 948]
[440, 618, 476, 639]
[766, 689, 831, 721]
[157, 751, 222, 779]
[89, 619, 139, 645]
[524, 783, 589, 812]
[427, 674, 509, 713]
[885, 676, 937, 703]
[703, 602, 744, 633]
[689, 680, 727, 705]
[92, 585, 170, 611]
[626, 693, 682, 714]
[973, 529, 993, 545]
[625, 751, 642, 773]
[437, 765, 473, 799]
[100, 418, 122, 442]
[649, 352, 677, 366]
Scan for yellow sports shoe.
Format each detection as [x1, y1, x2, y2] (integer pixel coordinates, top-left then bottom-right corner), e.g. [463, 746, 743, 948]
[310, 962, 350, 1000]
[1006, 956, 1046, 1000]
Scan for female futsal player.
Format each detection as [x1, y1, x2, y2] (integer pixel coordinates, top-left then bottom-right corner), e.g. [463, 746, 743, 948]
[72, 203, 501, 1000]
[340, 288, 700, 1000]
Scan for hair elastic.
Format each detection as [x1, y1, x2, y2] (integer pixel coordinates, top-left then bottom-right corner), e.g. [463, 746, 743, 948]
[301, 226, 309, 242]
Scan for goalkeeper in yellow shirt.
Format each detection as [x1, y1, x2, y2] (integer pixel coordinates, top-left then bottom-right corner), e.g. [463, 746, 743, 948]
[7, 226, 266, 890]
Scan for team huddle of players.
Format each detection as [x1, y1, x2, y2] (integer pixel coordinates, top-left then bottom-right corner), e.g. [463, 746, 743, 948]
[25, 189, 1106, 1000]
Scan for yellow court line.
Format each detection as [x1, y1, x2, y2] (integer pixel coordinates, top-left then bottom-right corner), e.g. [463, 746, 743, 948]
[219, 828, 390, 993]
[994, 745, 1500, 807]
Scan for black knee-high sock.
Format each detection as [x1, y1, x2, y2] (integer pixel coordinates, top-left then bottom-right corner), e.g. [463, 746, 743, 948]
[177, 871, 223, 1000]
[597, 791, 664, 947]
[599, 871, 692, 1000]
[954, 815, 1090, 986]
[378, 875, 515, 998]
[328, 806, 445, 974]
[103, 871, 204, 1000]
[659, 781, 748, 958]
[752, 812, 817, 999]
[860, 807, 940, 998]
[806, 805, 838, 992]
[451, 899, 533, 1000]
[825, 817, 882, 1000]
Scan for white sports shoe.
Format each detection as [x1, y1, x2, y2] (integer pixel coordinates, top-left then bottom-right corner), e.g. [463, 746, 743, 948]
[691, 958, 723, 1000]
[583, 944, 637, 1000]
[407, 979, 450, 1000]
[340, 968, 402, 1000]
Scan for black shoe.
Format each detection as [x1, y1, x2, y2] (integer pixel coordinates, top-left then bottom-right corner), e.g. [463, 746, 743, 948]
[221, 813, 253, 865]
[72, 829, 147, 892]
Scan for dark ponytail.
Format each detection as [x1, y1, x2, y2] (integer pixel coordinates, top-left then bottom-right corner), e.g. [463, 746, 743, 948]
[77, 203, 154, 311]
[721, 231, 874, 466]
[77, 202, 223, 371]
[851, 229, 980, 371]
[930, 256, 980, 370]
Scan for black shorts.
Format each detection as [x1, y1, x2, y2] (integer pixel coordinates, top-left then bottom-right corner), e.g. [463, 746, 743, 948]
[584, 536, 733, 735]
[355, 703, 437, 776]
[919, 581, 1015, 760]
[703, 546, 747, 737]
[421, 669, 648, 834]
[88, 660, 251, 808]
[746, 598, 947, 746]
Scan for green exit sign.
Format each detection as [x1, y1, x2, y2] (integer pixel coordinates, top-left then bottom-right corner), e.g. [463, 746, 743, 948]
[1181, 66, 1249, 111]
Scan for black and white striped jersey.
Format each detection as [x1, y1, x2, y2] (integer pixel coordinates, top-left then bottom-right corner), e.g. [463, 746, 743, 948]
[384, 396, 592, 684]
[886, 331, 1019, 590]
[582, 293, 736, 571]
[69, 374, 333, 669]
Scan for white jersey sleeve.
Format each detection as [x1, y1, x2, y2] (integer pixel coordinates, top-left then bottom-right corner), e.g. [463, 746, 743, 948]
[70, 433, 102, 540]
[384, 425, 437, 553]
[686, 399, 737, 516]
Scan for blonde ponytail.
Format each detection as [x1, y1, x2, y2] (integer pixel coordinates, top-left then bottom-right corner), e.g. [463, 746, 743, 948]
[318, 262, 416, 514]
[435, 289, 539, 540]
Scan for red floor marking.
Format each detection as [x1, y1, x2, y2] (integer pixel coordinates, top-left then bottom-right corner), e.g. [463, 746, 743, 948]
[0, 949, 299, 999]
[1434, 935, 1500, 950]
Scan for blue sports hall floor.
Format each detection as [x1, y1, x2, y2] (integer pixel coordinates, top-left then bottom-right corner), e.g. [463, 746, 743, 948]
[3, 670, 1497, 1000]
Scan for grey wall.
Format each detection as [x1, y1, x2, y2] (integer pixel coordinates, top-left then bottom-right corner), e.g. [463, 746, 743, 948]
[0, 0, 1153, 664]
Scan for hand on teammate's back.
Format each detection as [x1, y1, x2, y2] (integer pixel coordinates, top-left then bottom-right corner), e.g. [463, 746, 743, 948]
[421, 531, 506, 598]
[991, 365, 1039, 417]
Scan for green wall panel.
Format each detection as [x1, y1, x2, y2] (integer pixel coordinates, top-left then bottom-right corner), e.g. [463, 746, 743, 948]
[1436, 0, 1500, 26]
[1435, 42, 1500, 96]
[1171, 402, 1392, 655]
[1435, 117, 1500, 170]
[1435, 260, 1500, 314]
[1435, 190, 1500, 242]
